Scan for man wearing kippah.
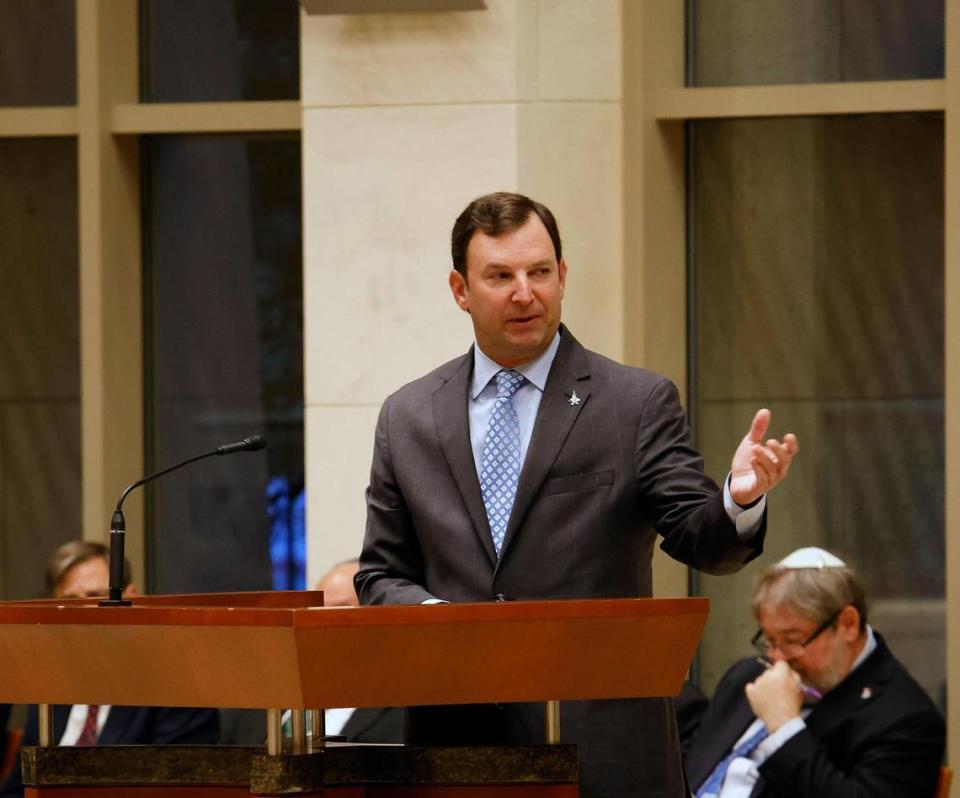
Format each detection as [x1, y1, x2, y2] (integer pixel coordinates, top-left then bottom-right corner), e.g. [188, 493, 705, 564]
[684, 547, 944, 798]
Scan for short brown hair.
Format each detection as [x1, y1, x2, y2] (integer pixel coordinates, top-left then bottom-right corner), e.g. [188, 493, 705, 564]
[751, 559, 868, 631]
[45, 540, 132, 594]
[451, 192, 562, 276]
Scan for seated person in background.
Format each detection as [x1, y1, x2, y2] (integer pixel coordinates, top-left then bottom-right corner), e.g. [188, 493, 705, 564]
[0, 541, 219, 798]
[684, 547, 944, 798]
[316, 560, 403, 743]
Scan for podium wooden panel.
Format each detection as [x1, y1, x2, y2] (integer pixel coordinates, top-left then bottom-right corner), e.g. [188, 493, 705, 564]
[0, 592, 708, 797]
[0, 593, 708, 709]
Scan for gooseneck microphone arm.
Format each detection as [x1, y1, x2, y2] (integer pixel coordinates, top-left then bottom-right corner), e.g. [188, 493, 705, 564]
[100, 435, 267, 606]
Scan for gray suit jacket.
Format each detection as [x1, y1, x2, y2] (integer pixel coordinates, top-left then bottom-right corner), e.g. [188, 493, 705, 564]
[357, 327, 765, 798]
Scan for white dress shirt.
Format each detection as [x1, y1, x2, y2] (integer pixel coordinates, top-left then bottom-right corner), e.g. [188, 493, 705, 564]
[60, 704, 110, 745]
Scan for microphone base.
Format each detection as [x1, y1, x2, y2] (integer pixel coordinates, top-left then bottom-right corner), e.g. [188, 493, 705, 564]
[98, 598, 133, 607]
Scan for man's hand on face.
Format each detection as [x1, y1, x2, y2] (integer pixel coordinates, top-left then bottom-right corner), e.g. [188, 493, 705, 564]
[729, 409, 799, 507]
[744, 661, 804, 733]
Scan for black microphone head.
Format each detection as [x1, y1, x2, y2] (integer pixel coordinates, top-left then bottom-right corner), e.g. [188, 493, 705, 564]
[216, 435, 268, 455]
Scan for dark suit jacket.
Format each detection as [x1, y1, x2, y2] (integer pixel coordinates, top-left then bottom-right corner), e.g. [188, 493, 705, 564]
[684, 635, 945, 798]
[0, 704, 219, 797]
[357, 327, 765, 798]
[341, 707, 404, 743]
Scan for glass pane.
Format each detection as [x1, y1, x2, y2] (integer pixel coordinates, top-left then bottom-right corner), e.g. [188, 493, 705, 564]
[140, 0, 299, 102]
[0, 138, 80, 599]
[690, 114, 944, 710]
[691, 0, 944, 86]
[0, 0, 76, 106]
[144, 133, 303, 593]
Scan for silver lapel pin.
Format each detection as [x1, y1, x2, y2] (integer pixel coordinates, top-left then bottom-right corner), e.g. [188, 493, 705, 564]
[860, 687, 872, 700]
[568, 391, 581, 406]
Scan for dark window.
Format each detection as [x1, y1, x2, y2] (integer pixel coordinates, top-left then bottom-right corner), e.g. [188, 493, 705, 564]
[0, 0, 76, 106]
[140, 0, 300, 102]
[690, 0, 944, 86]
[143, 133, 303, 593]
[689, 114, 945, 709]
[0, 138, 80, 598]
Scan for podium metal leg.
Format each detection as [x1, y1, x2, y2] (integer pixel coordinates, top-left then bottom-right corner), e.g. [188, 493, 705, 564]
[38, 704, 54, 747]
[266, 708, 282, 756]
[545, 700, 560, 744]
[310, 708, 326, 751]
[291, 709, 307, 754]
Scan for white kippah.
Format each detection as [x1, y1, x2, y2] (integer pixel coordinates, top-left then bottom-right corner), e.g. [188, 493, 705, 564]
[777, 546, 846, 569]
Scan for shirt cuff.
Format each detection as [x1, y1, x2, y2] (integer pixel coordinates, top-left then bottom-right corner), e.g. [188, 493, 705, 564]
[723, 473, 766, 541]
[755, 716, 806, 760]
[421, 598, 448, 604]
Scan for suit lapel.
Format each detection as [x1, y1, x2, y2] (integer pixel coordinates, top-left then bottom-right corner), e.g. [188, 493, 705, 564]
[433, 350, 498, 565]
[693, 697, 757, 791]
[53, 705, 71, 743]
[341, 707, 383, 740]
[498, 330, 590, 561]
[805, 636, 894, 741]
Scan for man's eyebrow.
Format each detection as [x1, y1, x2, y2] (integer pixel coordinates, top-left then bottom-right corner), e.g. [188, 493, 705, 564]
[481, 259, 555, 271]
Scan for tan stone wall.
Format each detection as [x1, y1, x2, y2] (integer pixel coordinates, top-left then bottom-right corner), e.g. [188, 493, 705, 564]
[300, 0, 624, 579]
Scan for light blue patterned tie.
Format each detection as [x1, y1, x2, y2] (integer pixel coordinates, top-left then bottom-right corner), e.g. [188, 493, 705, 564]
[479, 369, 525, 556]
[695, 723, 769, 798]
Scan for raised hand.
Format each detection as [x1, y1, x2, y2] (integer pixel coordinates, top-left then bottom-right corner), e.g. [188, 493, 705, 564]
[729, 409, 798, 507]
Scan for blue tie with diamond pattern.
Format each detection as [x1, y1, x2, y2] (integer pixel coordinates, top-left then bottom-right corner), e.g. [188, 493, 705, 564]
[479, 369, 525, 556]
[695, 723, 769, 798]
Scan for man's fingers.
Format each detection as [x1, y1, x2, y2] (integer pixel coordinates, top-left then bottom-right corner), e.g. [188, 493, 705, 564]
[768, 440, 790, 468]
[748, 408, 771, 444]
[751, 457, 775, 488]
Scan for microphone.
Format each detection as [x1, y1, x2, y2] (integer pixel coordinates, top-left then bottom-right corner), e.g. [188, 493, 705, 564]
[100, 435, 268, 606]
[216, 435, 267, 455]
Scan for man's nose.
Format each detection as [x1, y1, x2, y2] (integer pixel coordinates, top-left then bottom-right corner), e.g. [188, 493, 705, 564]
[768, 648, 789, 664]
[512, 276, 533, 303]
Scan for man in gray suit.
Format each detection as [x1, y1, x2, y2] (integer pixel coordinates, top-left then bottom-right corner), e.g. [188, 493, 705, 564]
[356, 191, 798, 798]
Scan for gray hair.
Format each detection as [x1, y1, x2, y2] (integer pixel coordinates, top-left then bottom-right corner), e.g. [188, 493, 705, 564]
[45, 540, 132, 594]
[750, 560, 868, 630]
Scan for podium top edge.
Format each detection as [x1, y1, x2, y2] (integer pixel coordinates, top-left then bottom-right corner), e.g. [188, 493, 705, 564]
[0, 595, 707, 628]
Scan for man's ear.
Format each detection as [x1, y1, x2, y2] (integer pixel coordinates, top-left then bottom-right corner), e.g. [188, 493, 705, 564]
[122, 583, 140, 598]
[449, 269, 470, 312]
[837, 605, 861, 640]
[558, 259, 567, 299]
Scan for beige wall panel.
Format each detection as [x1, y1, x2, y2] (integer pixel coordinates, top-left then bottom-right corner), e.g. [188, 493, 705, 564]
[301, 0, 628, 596]
[305, 403, 380, 584]
[538, 0, 621, 101]
[303, 103, 520, 406]
[300, 0, 537, 107]
[518, 101, 623, 358]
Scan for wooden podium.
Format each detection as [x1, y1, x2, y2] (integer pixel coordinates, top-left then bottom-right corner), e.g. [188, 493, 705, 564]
[0, 592, 708, 797]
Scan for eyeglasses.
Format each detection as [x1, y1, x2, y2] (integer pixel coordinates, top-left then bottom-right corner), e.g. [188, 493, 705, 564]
[751, 609, 842, 659]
